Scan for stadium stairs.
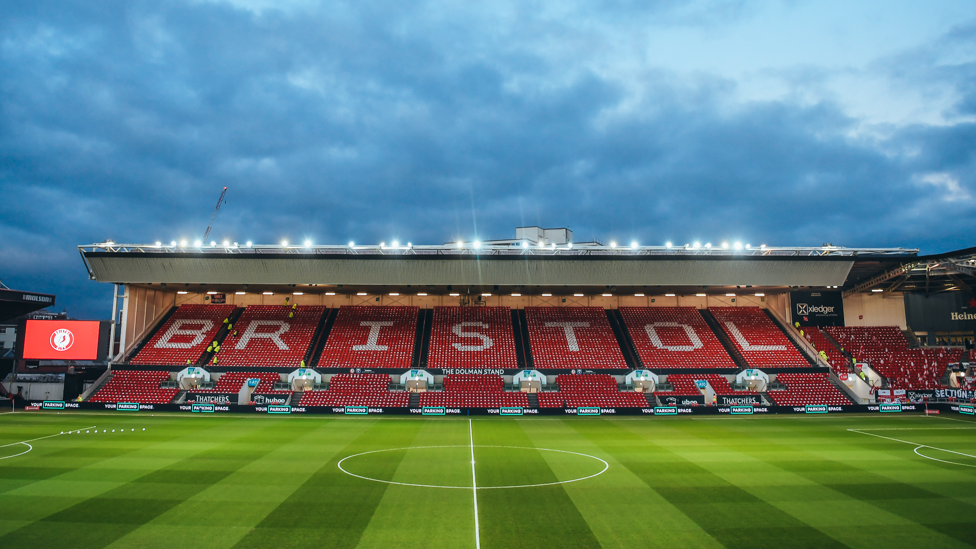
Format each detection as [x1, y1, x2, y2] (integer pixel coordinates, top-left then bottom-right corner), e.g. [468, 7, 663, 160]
[417, 309, 434, 369]
[512, 310, 535, 370]
[698, 309, 750, 370]
[303, 307, 336, 367]
[762, 309, 820, 368]
[81, 369, 115, 402]
[902, 328, 922, 348]
[197, 307, 245, 366]
[123, 306, 177, 363]
[410, 309, 427, 369]
[409, 392, 420, 407]
[526, 392, 539, 408]
[606, 310, 644, 369]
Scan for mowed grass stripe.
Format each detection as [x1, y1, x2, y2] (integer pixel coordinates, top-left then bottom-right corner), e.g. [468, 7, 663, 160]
[571, 419, 848, 549]
[474, 419, 602, 549]
[518, 418, 724, 549]
[1, 417, 316, 549]
[232, 419, 425, 549]
[103, 418, 372, 549]
[355, 419, 475, 549]
[651, 417, 973, 549]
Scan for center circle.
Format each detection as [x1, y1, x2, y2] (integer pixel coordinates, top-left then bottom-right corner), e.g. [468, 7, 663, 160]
[338, 445, 608, 489]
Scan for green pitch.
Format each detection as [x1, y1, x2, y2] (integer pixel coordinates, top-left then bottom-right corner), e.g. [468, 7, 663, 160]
[1, 412, 975, 549]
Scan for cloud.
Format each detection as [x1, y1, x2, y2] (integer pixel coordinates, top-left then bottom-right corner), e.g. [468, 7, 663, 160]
[0, 0, 975, 318]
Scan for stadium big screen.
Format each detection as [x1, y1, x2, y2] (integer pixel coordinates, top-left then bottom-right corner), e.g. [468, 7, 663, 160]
[19, 319, 106, 360]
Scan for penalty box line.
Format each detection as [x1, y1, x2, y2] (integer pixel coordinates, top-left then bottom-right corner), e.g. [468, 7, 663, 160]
[848, 428, 976, 467]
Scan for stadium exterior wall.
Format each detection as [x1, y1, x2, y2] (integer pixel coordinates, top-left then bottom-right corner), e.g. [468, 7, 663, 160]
[843, 292, 908, 329]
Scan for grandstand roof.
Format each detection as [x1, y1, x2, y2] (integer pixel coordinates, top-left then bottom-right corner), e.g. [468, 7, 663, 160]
[78, 241, 930, 293]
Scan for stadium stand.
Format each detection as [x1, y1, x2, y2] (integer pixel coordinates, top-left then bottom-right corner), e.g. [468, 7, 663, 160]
[667, 373, 757, 395]
[427, 306, 517, 369]
[537, 374, 648, 408]
[198, 371, 286, 394]
[130, 304, 236, 365]
[709, 307, 808, 368]
[826, 326, 962, 389]
[767, 373, 850, 405]
[298, 373, 409, 407]
[524, 307, 627, 369]
[419, 375, 528, 408]
[317, 306, 418, 369]
[89, 370, 178, 404]
[801, 327, 850, 373]
[619, 307, 736, 369]
[216, 305, 327, 368]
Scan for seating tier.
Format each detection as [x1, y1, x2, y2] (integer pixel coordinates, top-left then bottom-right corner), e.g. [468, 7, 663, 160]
[710, 307, 808, 368]
[317, 306, 419, 369]
[131, 305, 236, 365]
[768, 373, 850, 406]
[216, 306, 326, 368]
[89, 370, 177, 404]
[619, 307, 735, 369]
[524, 307, 627, 369]
[537, 374, 648, 408]
[419, 374, 528, 407]
[299, 374, 409, 407]
[826, 327, 961, 389]
[427, 307, 517, 369]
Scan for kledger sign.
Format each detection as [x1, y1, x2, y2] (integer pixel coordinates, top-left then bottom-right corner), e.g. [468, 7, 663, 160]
[21, 320, 101, 360]
[791, 291, 844, 327]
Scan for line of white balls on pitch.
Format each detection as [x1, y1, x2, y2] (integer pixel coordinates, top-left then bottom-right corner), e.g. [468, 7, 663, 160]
[60, 429, 147, 433]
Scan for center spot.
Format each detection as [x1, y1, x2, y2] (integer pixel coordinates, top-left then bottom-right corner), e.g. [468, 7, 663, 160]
[338, 445, 608, 489]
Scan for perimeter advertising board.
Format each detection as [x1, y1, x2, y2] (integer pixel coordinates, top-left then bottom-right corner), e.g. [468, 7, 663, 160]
[905, 292, 976, 334]
[791, 291, 844, 327]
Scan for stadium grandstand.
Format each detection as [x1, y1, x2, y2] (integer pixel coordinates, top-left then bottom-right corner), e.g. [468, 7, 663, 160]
[16, 228, 967, 415]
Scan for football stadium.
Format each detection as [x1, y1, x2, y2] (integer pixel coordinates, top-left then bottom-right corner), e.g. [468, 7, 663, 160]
[2, 230, 975, 548]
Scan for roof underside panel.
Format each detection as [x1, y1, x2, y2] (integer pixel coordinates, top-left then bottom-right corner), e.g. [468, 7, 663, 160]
[84, 255, 854, 287]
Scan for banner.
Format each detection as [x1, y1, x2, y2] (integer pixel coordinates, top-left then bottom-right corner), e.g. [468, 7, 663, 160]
[934, 388, 976, 400]
[187, 393, 236, 405]
[659, 394, 705, 407]
[252, 394, 289, 405]
[717, 394, 761, 406]
[791, 291, 845, 327]
[906, 389, 935, 402]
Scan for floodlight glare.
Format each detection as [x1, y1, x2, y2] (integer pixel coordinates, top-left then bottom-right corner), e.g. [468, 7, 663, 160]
[155, 241, 161, 247]
[522, 241, 528, 248]
[305, 240, 312, 247]
[705, 243, 712, 248]
[696, 293, 706, 297]
[692, 242, 700, 249]
[635, 293, 644, 297]
[473, 241, 481, 249]
[348, 241, 355, 247]
[293, 292, 303, 296]
[542, 293, 552, 297]
[665, 242, 672, 248]
[630, 241, 638, 249]
[180, 240, 187, 247]
[722, 242, 729, 249]
[734, 242, 743, 250]
[281, 240, 288, 247]
[194, 240, 202, 247]
[246, 241, 252, 247]
[223, 240, 229, 247]
[171, 241, 177, 247]
[392, 240, 399, 247]
[610, 241, 617, 248]
[210, 241, 216, 247]
[665, 293, 676, 297]
[236, 291, 246, 295]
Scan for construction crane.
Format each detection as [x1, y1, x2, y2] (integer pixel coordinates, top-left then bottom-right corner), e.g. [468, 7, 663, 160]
[203, 187, 228, 243]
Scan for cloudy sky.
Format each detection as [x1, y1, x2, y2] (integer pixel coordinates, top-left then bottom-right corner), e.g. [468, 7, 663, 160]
[2, 0, 975, 319]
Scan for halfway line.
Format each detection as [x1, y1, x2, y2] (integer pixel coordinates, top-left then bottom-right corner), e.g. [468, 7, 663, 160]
[469, 419, 480, 549]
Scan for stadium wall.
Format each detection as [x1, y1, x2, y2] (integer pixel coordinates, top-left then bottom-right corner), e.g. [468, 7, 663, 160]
[843, 292, 907, 329]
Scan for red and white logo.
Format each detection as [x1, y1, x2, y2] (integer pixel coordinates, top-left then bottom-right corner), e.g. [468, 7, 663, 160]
[50, 329, 75, 352]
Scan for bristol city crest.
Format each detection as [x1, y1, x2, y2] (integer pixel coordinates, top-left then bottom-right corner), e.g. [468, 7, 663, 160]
[50, 328, 75, 352]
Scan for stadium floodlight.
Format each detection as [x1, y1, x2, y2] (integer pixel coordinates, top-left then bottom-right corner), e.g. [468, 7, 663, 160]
[551, 243, 556, 249]
[696, 293, 706, 297]
[539, 242, 546, 248]
[207, 291, 217, 295]
[610, 241, 617, 248]
[745, 244, 751, 249]
[392, 240, 399, 247]
[450, 293, 460, 296]
[567, 242, 573, 249]
[574, 293, 584, 297]
[872, 289, 883, 292]
[705, 243, 712, 249]
[180, 240, 187, 247]
[223, 240, 230, 247]
[177, 291, 188, 294]
[457, 240, 463, 248]
[389, 293, 399, 296]
[473, 241, 481, 249]
[722, 242, 729, 249]
[194, 240, 202, 247]
[734, 242, 743, 250]
[482, 293, 491, 297]
[236, 291, 246, 295]
[511, 293, 521, 297]
[665, 293, 676, 297]
[210, 241, 217, 247]
[631, 241, 638, 249]
[542, 293, 552, 297]
[760, 244, 766, 250]
[171, 241, 177, 247]
[692, 242, 700, 249]
[665, 242, 672, 248]
[635, 293, 644, 297]
[417, 293, 427, 296]
[357, 292, 367, 296]
[232, 242, 238, 248]
[305, 240, 312, 248]
[755, 293, 765, 297]
[325, 292, 335, 295]
[155, 241, 161, 247]
[281, 240, 288, 247]
[726, 293, 735, 297]
[603, 293, 612, 297]
[246, 241, 252, 247]
[293, 292, 303, 296]
[348, 241, 355, 248]
[407, 242, 412, 248]
[522, 241, 528, 248]
[263, 292, 274, 295]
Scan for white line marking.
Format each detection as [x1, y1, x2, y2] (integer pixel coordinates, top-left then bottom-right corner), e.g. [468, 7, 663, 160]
[0, 425, 96, 460]
[336, 445, 609, 489]
[848, 429, 976, 468]
[469, 419, 480, 549]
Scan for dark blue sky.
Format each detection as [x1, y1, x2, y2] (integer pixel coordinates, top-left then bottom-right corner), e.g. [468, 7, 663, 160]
[2, 0, 975, 320]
